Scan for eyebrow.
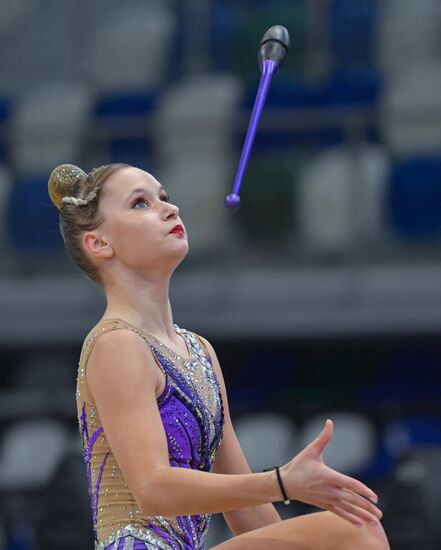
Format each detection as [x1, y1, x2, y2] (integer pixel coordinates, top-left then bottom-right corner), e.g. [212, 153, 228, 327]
[125, 185, 166, 202]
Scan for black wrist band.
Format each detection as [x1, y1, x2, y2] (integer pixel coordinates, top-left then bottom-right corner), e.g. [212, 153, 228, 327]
[262, 465, 291, 505]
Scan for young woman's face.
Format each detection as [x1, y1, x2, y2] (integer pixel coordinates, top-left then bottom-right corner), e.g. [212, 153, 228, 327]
[91, 166, 188, 274]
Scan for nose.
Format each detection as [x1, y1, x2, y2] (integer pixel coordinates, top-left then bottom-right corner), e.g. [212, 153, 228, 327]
[163, 202, 179, 220]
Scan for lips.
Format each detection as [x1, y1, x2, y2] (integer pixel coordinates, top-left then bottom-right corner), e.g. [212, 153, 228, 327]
[170, 224, 184, 234]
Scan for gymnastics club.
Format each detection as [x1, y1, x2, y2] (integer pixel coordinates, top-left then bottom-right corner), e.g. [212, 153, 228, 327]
[225, 25, 290, 210]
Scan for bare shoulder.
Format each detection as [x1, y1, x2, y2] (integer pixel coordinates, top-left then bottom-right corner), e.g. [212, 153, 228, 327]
[86, 328, 162, 399]
[89, 326, 150, 359]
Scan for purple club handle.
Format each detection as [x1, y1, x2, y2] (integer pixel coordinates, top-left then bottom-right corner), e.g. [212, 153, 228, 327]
[225, 59, 278, 210]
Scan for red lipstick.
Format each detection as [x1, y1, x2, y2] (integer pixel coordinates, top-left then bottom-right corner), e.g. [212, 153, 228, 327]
[169, 224, 184, 234]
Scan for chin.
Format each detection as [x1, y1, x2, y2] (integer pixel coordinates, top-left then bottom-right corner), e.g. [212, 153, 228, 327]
[176, 243, 189, 262]
[169, 241, 189, 267]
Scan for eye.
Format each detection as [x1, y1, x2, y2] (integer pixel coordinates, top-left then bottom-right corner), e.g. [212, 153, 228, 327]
[132, 198, 148, 209]
[131, 193, 170, 208]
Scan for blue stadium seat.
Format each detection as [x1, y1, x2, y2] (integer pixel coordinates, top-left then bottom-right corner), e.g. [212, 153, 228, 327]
[241, 66, 381, 151]
[6, 177, 62, 253]
[384, 416, 441, 459]
[356, 439, 395, 482]
[387, 156, 441, 241]
[0, 95, 12, 161]
[356, 416, 441, 482]
[208, 4, 243, 73]
[240, 75, 325, 150]
[325, 66, 381, 107]
[95, 91, 157, 119]
[211, 0, 306, 79]
[94, 90, 158, 170]
[330, 0, 380, 68]
[320, 66, 382, 143]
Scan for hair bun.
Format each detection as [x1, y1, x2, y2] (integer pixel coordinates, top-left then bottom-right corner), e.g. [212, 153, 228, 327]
[48, 164, 87, 210]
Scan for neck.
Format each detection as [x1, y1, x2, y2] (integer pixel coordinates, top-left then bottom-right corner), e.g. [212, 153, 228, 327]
[101, 268, 177, 341]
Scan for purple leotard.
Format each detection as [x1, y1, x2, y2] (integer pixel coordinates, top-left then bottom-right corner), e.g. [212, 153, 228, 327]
[76, 318, 225, 549]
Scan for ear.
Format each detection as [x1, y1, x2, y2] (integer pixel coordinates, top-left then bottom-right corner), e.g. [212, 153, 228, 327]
[83, 231, 114, 260]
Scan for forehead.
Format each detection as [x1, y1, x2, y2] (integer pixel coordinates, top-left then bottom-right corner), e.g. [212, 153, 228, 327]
[104, 166, 162, 198]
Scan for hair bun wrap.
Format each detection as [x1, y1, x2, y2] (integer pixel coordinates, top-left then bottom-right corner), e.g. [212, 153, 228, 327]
[48, 164, 87, 210]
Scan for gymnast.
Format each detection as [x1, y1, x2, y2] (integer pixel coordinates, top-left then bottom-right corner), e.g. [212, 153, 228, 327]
[48, 163, 390, 549]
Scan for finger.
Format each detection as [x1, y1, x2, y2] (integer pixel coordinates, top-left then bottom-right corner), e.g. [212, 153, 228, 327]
[309, 419, 334, 455]
[334, 472, 378, 503]
[328, 486, 382, 519]
[339, 488, 383, 520]
[337, 499, 381, 527]
[328, 504, 364, 529]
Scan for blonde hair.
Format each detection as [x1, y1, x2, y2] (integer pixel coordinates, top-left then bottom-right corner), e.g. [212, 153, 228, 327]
[48, 163, 129, 286]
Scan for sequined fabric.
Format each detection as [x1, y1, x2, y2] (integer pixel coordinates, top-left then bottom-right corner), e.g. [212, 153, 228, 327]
[76, 318, 225, 550]
[106, 536, 162, 549]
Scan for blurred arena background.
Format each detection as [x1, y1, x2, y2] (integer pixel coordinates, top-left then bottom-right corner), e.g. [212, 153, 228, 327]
[1, 0, 441, 548]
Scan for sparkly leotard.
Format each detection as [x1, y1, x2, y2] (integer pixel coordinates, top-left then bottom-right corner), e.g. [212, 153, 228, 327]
[76, 318, 225, 550]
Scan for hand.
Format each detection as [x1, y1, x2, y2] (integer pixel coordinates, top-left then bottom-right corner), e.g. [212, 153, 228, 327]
[280, 419, 383, 528]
